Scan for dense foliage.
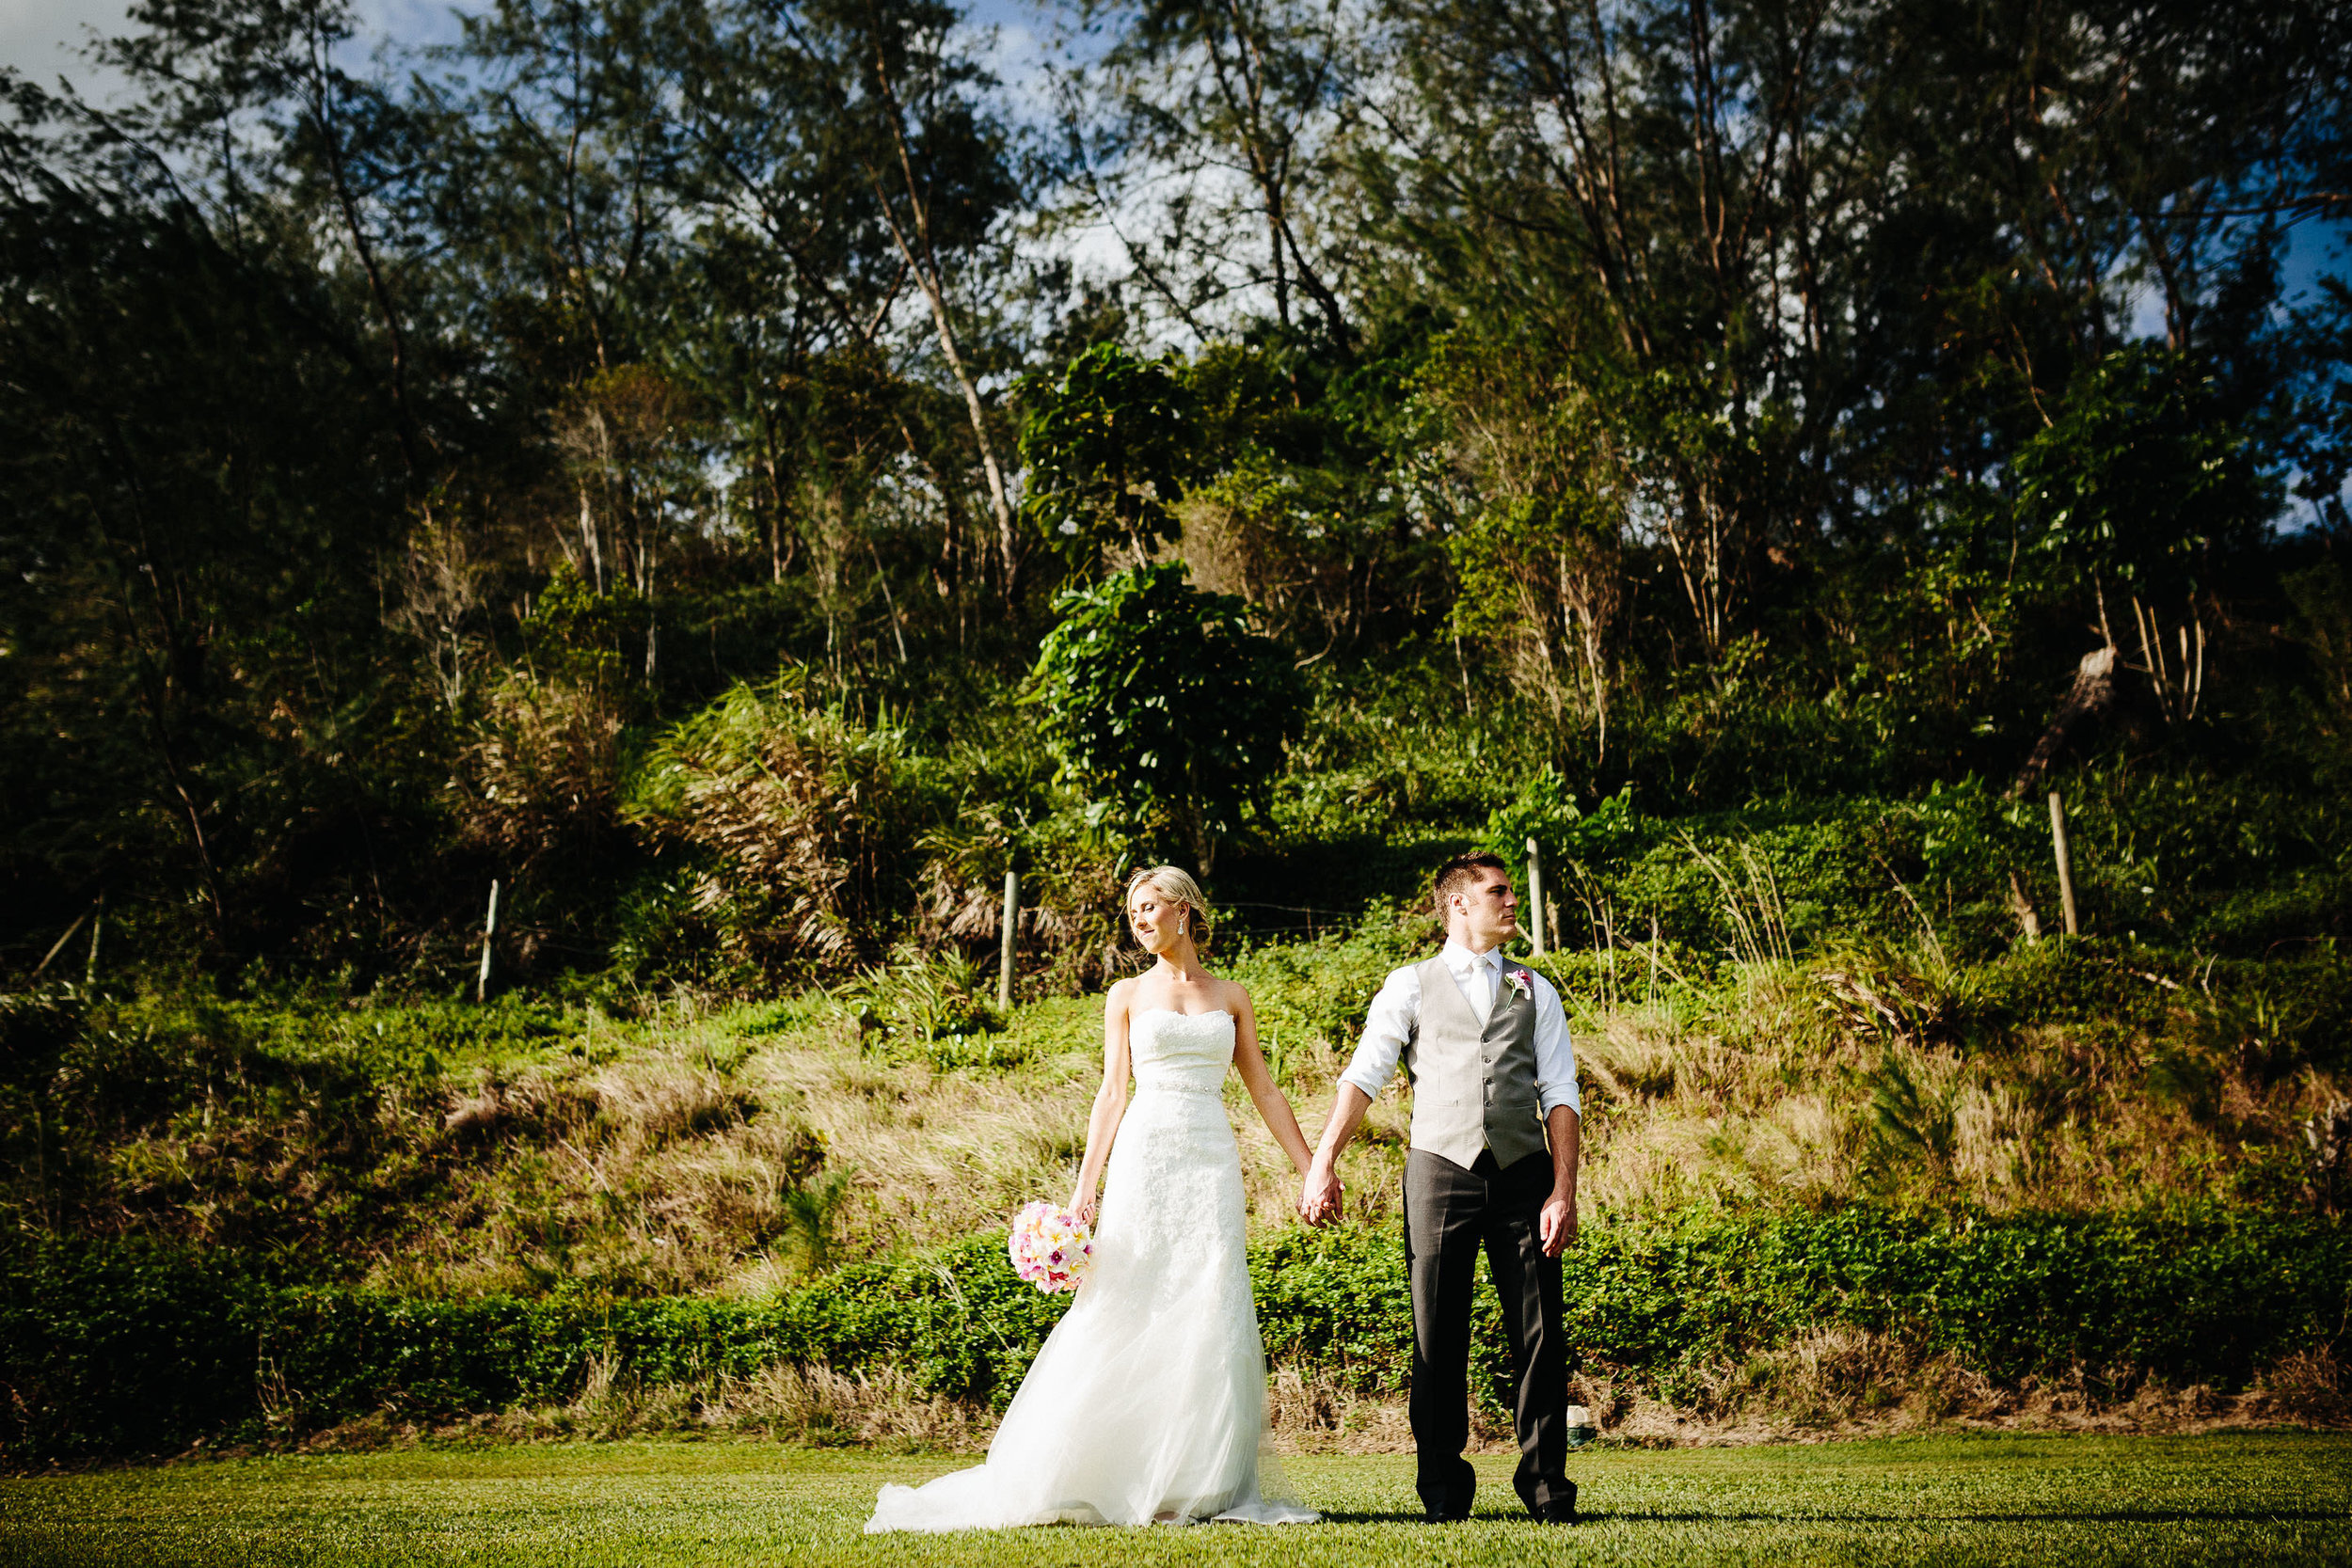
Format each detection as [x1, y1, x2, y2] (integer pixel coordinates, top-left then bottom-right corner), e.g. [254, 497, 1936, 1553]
[1029, 564, 1306, 866]
[0, 0, 2346, 989]
[7, 1207, 2346, 1459]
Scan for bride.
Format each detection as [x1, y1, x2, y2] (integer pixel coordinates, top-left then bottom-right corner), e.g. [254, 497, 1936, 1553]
[866, 866, 1321, 1530]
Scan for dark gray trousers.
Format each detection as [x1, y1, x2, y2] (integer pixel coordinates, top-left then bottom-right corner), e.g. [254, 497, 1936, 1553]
[1403, 1146, 1570, 1517]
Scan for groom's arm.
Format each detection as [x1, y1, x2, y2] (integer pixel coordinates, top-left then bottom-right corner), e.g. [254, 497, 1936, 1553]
[1532, 974, 1581, 1255]
[1539, 1104, 1581, 1255]
[1302, 1085, 1373, 1222]
[1302, 965, 1418, 1224]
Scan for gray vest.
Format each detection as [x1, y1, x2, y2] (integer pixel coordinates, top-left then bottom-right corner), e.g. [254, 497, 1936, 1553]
[1401, 954, 1549, 1169]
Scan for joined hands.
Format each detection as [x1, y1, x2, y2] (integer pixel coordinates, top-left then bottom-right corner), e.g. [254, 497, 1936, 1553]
[1298, 1162, 1343, 1227]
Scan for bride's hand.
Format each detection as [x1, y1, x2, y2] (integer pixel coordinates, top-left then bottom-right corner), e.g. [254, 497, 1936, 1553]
[1071, 1191, 1098, 1228]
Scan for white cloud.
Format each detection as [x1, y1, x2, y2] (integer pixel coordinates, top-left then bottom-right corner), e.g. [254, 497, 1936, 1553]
[0, 0, 136, 102]
[353, 0, 476, 55]
[1, 0, 478, 105]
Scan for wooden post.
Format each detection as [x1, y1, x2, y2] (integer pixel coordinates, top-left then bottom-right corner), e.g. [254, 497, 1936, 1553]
[477, 879, 501, 1003]
[31, 912, 87, 979]
[1525, 836, 1547, 959]
[997, 871, 1019, 1012]
[84, 895, 103, 988]
[2047, 793, 2080, 937]
[2006, 870, 2042, 942]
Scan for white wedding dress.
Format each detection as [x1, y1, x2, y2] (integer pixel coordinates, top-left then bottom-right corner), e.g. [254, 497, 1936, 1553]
[866, 1007, 1317, 1531]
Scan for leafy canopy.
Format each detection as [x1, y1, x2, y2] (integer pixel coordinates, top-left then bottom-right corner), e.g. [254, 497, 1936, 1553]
[1026, 564, 1304, 868]
[1016, 343, 1197, 563]
[2013, 347, 2277, 601]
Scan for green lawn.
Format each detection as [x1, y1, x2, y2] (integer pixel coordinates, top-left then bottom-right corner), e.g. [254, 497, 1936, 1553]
[4, 1434, 2347, 1567]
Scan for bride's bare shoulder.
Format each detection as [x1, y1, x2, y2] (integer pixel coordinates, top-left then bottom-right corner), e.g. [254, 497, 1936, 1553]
[1216, 976, 1256, 1018]
[1104, 975, 1138, 1012]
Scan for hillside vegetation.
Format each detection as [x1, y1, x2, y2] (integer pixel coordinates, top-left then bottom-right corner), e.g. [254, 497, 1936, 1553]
[14, 889, 2350, 1301]
[4, 0, 2352, 1460]
[8, 694, 2352, 1453]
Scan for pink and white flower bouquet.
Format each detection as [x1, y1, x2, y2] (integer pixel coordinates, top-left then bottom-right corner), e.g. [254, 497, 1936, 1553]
[1008, 1201, 1095, 1293]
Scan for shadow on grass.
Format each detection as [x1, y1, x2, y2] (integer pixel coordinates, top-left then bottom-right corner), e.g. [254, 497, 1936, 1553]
[1309, 1509, 2346, 1527]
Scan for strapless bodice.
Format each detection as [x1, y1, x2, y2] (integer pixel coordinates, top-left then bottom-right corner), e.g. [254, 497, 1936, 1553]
[1131, 1008, 1235, 1095]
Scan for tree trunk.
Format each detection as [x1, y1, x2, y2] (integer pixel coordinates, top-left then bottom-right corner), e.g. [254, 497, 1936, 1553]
[867, 53, 1023, 607]
[2008, 645, 2118, 799]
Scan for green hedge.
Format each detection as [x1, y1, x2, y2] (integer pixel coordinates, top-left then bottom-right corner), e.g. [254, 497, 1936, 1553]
[4, 1207, 2345, 1461]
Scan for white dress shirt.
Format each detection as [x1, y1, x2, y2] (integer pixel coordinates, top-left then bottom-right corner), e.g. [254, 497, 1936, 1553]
[1340, 941, 1581, 1118]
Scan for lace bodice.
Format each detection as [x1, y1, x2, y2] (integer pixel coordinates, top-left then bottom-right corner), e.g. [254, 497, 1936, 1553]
[1131, 1008, 1235, 1095]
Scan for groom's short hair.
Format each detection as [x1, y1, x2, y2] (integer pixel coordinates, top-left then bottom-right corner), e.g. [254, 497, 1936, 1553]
[1433, 852, 1509, 916]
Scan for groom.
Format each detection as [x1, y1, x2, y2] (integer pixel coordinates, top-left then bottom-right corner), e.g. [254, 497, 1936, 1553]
[1301, 852, 1581, 1525]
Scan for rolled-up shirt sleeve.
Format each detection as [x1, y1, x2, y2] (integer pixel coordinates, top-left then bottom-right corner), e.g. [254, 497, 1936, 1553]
[1531, 973, 1581, 1117]
[1339, 963, 1420, 1102]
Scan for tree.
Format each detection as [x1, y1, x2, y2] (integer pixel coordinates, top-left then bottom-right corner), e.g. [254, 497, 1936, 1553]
[672, 0, 1028, 604]
[1056, 0, 1361, 347]
[1364, 0, 2349, 660]
[0, 74, 429, 963]
[2013, 347, 2273, 606]
[1419, 330, 1625, 737]
[424, 0, 690, 385]
[1016, 343, 1197, 567]
[102, 0, 439, 478]
[1028, 564, 1305, 868]
[2010, 346, 2277, 721]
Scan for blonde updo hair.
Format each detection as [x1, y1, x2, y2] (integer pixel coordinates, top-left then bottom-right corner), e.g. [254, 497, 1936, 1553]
[1125, 865, 1213, 950]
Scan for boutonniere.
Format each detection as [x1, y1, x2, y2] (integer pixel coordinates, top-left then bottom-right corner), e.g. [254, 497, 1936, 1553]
[1505, 968, 1534, 1002]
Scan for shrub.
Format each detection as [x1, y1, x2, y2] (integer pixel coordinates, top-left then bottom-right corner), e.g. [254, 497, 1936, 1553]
[626, 678, 945, 975]
[1016, 343, 1196, 562]
[1227, 901, 1427, 1080]
[7, 1206, 2346, 1462]
[1477, 769, 1640, 876]
[914, 769, 1127, 998]
[455, 668, 628, 874]
[1028, 564, 1306, 869]
[850, 946, 1009, 1065]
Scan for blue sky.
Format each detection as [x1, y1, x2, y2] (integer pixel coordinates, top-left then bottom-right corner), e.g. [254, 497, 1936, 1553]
[0, 0, 1064, 96]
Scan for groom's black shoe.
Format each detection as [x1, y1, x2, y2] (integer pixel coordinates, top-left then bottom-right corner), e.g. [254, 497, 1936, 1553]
[1527, 1481, 1578, 1524]
[1420, 1456, 1478, 1522]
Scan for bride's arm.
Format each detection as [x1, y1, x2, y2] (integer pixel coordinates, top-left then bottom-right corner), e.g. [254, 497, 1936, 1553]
[1230, 987, 1316, 1179]
[1067, 981, 1135, 1227]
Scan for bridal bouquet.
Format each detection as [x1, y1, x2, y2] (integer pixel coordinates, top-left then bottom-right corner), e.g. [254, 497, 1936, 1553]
[1008, 1201, 1094, 1293]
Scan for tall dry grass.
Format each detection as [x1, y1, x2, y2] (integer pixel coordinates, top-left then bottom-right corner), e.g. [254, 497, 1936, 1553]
[355, 933, 2348, 1297]
[56, 914, 2348, 1305]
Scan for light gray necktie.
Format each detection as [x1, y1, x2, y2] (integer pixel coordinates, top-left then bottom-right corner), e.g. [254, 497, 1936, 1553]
[1463, 953, 1495, 1024]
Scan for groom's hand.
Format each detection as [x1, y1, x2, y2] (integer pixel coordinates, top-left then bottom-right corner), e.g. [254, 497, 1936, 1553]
[1539, 1190, 1578, 1256]
[1301, 1159, 1343, 1226]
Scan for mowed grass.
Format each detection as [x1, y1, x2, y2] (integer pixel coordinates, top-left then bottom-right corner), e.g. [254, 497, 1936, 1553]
[3, 1433, 2348, 1568]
